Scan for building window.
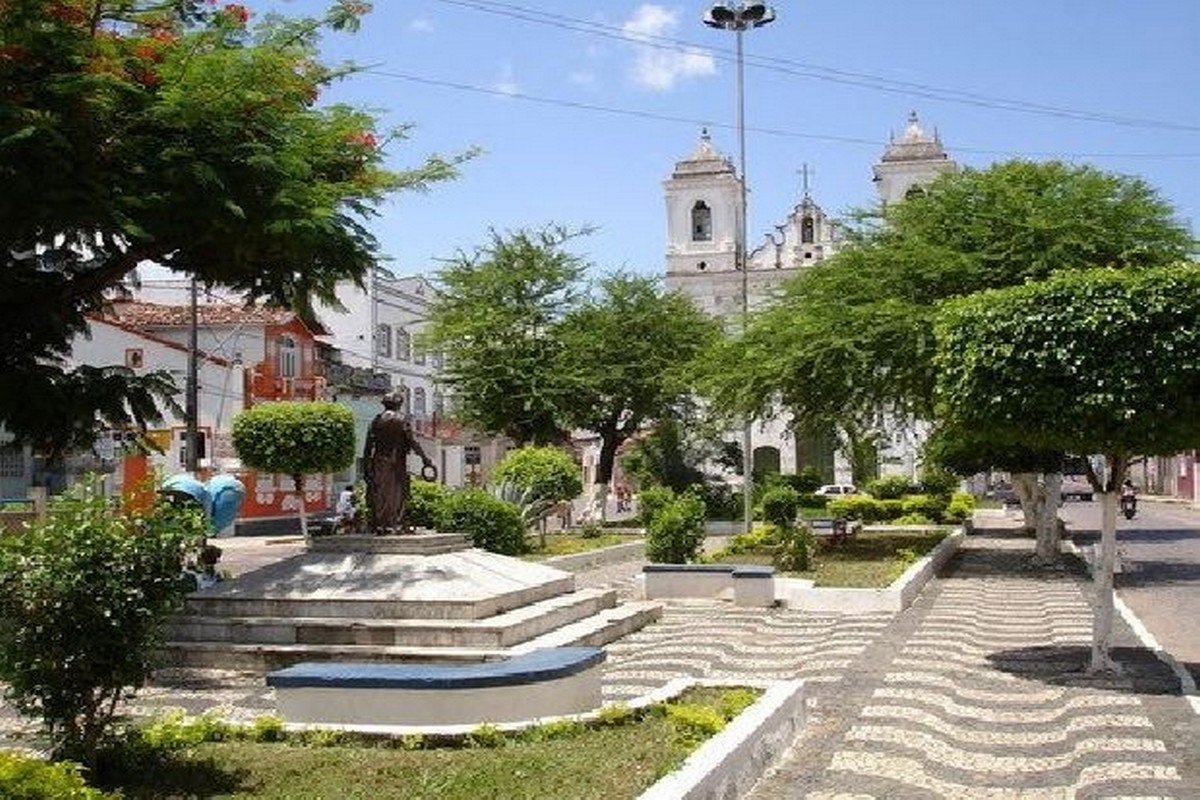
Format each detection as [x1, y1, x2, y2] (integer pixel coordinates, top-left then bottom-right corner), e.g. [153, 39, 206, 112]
[697, 261, 707, 271]
[0, 445, 25, 478]
[413, 346, 426, 366]
[376, 324, 392, 358]
[413, 387, 427, 416]
[433, 390, 445, 416]
[691, 201, 712, 241]
[396, 328, 411, 361]
[801, 215, 815, 244]
[124, 348, 144, 369]
[430, 350, 443, 369]
[276, 335, 297, 378]
[905, 185, 926, 200]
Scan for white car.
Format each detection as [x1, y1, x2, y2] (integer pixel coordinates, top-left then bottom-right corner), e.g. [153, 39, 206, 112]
[814, 484, 858, 497]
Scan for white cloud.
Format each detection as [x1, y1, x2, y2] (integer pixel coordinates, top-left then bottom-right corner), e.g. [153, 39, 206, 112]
[622, 4, 716, 91]
[408, 18, 433, 33]
[493, 62, 519, 97]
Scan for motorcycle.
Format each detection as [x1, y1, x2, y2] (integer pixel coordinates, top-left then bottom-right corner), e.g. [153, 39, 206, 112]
[1120, 492, 1137, 520]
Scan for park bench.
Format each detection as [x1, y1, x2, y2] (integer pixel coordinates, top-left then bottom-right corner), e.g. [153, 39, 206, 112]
[642, 563, 775, 607]
[265, 646, 606, 727]
[807, 517, 860, 547]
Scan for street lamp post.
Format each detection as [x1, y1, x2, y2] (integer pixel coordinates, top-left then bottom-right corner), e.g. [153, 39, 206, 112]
[703, 2, 775, 536]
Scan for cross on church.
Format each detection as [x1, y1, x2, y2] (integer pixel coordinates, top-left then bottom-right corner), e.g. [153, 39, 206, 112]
[798, 163, 814, 198]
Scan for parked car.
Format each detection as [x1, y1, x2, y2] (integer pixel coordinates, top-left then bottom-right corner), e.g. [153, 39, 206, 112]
[1061, 477, 1094, 502]
[814, 484, 858, 497]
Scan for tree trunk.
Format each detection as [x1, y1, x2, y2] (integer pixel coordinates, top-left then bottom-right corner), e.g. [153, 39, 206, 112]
[1033, 473, 1063, 564]
[1011, 472, 1038, 529]
[1090, 454, 1125, 673]
[588, 431, 621, 523]
[294, 473, 309, 539]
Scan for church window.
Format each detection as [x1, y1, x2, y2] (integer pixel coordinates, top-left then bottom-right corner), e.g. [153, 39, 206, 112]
[905, 185, 926, 200]
[697, 261, 707, 271]
[276, 335, 297, 377]
[691, 201, 712, 241]
[801, 215, 815, 244]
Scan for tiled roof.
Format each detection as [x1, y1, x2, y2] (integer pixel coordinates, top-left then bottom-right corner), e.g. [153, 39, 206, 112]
[104, 300, 297, 328]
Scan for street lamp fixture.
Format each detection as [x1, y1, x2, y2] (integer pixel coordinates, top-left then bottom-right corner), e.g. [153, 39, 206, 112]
[702, 1, 776, 536]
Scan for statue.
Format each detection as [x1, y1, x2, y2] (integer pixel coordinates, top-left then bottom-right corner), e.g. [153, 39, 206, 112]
[363, 389, 436, 534]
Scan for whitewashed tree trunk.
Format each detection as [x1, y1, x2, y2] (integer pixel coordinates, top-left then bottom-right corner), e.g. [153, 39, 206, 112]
[1091, 489, 1118, 672]
[294, 474, 309, 539]
[587, 481, 610, 524]
[1011, 472, 1038, 529]
[1033, 473, 1063, 564]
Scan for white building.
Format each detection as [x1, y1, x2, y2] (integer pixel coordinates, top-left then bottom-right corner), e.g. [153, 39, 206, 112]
[664, 113, 957, 483]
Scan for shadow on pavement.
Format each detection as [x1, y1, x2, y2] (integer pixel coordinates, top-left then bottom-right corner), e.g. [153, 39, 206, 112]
[984, 644, 1186, 697]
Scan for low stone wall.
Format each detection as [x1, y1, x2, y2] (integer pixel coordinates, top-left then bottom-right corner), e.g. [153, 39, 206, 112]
[643, 564, 776, 608]
[539, 539, 645, 571]
[777, 530, 964, 613]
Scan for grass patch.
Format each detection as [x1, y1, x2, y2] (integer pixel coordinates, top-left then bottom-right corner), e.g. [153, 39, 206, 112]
[711, 529, 947, 588]
[91, 687, 759, 800]
[522, 532, 631, 559]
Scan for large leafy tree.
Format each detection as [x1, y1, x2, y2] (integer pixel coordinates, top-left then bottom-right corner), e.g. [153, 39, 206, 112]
[555, 274, 719, 519]
[704, 160, 1193, 541]
[0, 0, 463, 456]
[427, 226, 586, 446]
[935, 265, 1200, 670]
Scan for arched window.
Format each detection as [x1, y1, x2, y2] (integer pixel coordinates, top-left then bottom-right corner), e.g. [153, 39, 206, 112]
[413, 387, 427, 416]
[396, 328, 411, 361]
[433, 390, 445, 416]
[375, 324, 392, 358]
[276, 335, 297, 377]
[691, 200, 712, 241]
[905, 185, 926, 200]
[801, 215, 815, 244]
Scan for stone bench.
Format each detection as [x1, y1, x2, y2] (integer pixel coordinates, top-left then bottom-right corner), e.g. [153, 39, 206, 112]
[643, 564, 775, 607]
[265, 646, 605, 727]
[807, 517, 860, 546]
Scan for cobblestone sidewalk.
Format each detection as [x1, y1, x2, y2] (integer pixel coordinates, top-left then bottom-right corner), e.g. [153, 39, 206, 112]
[748, 533, 1200, 800]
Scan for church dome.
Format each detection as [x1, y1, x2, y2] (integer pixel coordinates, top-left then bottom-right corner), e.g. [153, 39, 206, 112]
[880, 112, 949, 163]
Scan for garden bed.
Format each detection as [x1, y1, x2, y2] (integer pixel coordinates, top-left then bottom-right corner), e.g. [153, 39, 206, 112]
[86, 687, 761, 800]
[522, 532, 633, 560]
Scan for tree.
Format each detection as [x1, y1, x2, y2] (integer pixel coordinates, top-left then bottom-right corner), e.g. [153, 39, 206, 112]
[935, 265, 1200, 670]
[231, 401, 355, 537]
[427, 226, 586, 446]
[490, 445, 581, 544]
[0, 484, 206, 765]
[555, 274, 720, 520]
[703, 161, 1193, 550]
[0, 1, 464, 456]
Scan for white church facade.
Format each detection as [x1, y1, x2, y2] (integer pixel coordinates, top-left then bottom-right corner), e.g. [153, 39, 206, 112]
[664, 113, 957, 482]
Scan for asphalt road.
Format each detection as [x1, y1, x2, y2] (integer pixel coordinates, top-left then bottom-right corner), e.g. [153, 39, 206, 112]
[1060, 499, 1200, 681]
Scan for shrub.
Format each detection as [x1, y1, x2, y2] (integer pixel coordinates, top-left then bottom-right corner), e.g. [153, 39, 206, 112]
[695, 483, 741, 521]
[724, 524, 775, 555]
[665, 703, 725, 746]
[0, 751, 111, 799]
[491, 446, 581, 509]
[407, 479, 447, 529]
[0, 485, 206, 765]
[638, 485, 676, 528]
[759, 486, 800, 529]
[827, 494, 882, 521]
[249, 715, 285, 743]
[918, 465, 960, 497]
[891, 513, 934, 526]
[791, 467, 826, 493]
[774, 523, 813, 572]
[436, 489, 526, 555]
[901, 494, 948, 521]
[717, 688, 761, 720]
[645, 494, 706, 563]
[796, 493, 827, 510]
[943, 492, 978, 524]
[577, 521, 604, 539]
[466, 723, 507, 749]
[878, 499, 905, 520]
[595, 703, 634, 726]
[865, 474, 917, 500]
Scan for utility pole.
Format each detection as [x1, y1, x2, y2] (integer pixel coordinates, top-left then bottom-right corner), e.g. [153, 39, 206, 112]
[185, 275, 199, 473]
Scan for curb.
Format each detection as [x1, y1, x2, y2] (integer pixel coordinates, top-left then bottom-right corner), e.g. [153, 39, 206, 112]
[538, 540, 645, 571]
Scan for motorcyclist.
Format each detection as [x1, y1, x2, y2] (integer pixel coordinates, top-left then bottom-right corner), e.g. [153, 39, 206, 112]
[1120, 479, 1137, 517]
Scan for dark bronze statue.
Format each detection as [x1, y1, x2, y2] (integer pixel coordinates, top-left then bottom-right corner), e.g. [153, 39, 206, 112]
[363, 389, 436, 534]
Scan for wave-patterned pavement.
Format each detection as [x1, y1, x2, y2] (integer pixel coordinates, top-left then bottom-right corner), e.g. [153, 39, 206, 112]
[749, 534, 1197, 800]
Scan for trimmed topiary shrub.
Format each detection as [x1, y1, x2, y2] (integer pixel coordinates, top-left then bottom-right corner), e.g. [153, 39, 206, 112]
[943, 492, 978, 524]
[795, 493, 828, 510]
[491, 446, 581, 510]
[865, 475, 917, 500]
[901, 494, 948, 521]
[0, 751, 111, 799]
[645, 493, 706, 563]
[407, 479, 448, 530]
[436, 488, 526, 555]
[891, 513, 935, 526]
[638, 485, 676, 528]
[760, 486, 800, 529]
[918, 465, 959, 498]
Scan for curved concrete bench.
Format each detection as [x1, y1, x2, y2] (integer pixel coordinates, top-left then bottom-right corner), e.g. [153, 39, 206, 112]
[266, 647, 605, 727]
[643, 564, 775, 607]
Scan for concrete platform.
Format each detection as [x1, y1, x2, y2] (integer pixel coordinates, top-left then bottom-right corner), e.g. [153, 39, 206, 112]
[308, 533, 470, 555]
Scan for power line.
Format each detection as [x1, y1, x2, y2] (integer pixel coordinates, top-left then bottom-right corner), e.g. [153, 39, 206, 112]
[429, 0, 1200, 134]
[363, 68, 1200, 161]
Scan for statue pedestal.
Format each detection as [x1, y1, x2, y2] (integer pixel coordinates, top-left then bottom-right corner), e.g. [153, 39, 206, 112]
[307, 532, 470, 556]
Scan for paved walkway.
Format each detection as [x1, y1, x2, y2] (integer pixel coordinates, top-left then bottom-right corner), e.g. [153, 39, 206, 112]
[748, 533, 1198, 799]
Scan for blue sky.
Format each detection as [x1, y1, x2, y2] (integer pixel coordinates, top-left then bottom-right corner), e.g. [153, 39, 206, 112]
[264, 0, 1200, 278]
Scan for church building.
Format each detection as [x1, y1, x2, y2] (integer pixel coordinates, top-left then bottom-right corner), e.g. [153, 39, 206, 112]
[664, 113, 957, 481]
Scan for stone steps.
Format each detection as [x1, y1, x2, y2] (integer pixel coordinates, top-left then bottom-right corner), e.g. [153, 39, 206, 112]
[181, 573, 577, 621]
[165, 588, 617, 649]
[512, 601, 664, 653]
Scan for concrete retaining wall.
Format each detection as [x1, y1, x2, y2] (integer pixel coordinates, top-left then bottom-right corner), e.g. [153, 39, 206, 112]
[539, 539, 645, 571]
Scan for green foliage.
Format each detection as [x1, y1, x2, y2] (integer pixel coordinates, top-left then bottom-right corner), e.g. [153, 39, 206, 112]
[900, 494, 948, 521]
[0, 751, 112, 799]
[232, 402, 355, 481]
[774, 523, 813, 572]
[0, 485, 206, 764]
[922, 424, 1064, 478]
[943, 493, 978, 524]
[399, 734, 426, 752]
[249, 715, 285, 743]
[595, 703, 634, 727]
[576, 522, 604, 539]
[0, 1, 464, 456]
[796, 493, 828, 510]
[760, 486, 801, 528]
[644, 494, 707, 564]
[427, 226, 585, 445]
[466, 724, 507, 749]
[437, 489, 526, 555]
[890, 513, 935, 526]
[826, 495, 901, 522]
[724, 524, 775, 555]
[407, 479, 448, 530]
[935, 266, 1200, 460]
[665, 704, 725, 747]
[917, 465, 959, 497]
[865, 475, 916, 500]
[491, 446, 581, 506]
[140, 710, 234, 750]
[638, 485, 677, 528]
